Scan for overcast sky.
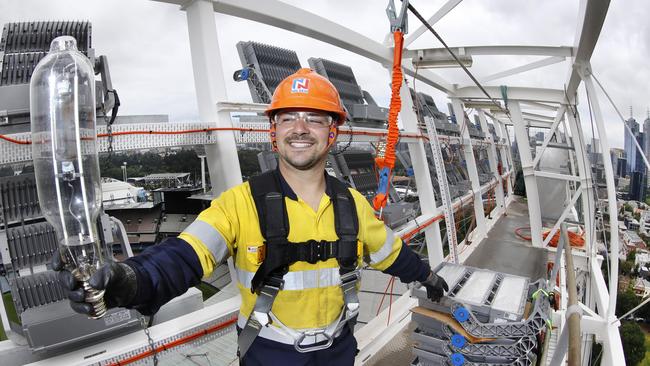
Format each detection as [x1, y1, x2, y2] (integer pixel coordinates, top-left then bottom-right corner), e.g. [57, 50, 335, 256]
[2, 0, 648, 149]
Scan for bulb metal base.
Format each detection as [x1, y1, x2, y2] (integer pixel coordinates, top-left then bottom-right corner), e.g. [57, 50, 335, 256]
[73, 269, 107, 319]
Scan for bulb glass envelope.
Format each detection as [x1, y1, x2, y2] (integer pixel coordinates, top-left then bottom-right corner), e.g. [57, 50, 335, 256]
[30, 36, 105, 276]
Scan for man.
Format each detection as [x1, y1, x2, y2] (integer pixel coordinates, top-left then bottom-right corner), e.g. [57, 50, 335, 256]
[54, 68, 448, 365]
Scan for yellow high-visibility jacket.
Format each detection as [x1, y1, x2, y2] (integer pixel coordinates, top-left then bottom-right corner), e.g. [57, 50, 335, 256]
[126, 170, 430, 331]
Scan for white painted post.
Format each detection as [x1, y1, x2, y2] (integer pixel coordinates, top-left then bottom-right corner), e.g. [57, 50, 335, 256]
[199, 155, 207, 193]
[565, 110, 594, 256]
[185, 0, 243, 195]
[495, 119, 514, 196]
[579, 65, 619, 321]
[509, 101, 543, 247]
[399, 80, 444, 266]
[477, 109, 505, 216]
[451, 99, 487, 241]
[184, 0, 242, 285]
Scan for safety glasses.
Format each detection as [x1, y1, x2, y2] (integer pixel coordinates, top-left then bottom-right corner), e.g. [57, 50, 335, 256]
[273, 111, 334, 128]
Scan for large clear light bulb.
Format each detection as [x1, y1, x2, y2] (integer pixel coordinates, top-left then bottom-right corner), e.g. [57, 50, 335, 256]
[30, 36, 107, 318]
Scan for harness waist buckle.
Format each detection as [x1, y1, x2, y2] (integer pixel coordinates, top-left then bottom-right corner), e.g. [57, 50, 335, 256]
[306, 240, 331, 264]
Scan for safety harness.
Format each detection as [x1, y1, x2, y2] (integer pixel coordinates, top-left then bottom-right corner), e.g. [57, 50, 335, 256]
[238, 170, 361, 356]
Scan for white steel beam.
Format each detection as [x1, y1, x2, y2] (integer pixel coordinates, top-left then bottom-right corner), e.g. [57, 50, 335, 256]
[589, 255, 608, 316]
[541, 188, 581, 247]
[156, 0, 454, 93]
[451, 99, 487, 241]
[525, 119, 555, 128]
[532, 105, 567, 167]
[601, 320, 625, 366]
[565, 109, 595, 257]
[520, 100, 560, 112]
[579, 65, 619, 320]
[399, 79, 445, 265]
[477, 110, 505, 216]
[394, 177, 502, 241]
[403, 0, 463, 47]
[522, 111, 557, 122]
[510, 101, 543, 246]
[493, 116, 554, 128]
[185, 0, 242, 285]
[565, 0, 611, 97]
[493, 119, 514, 196]
[454, 86, 566, 104]
[405, 45, 574, 58]
[534, 170, 580, 182]
[185, 0, 242, 195]
[480, 56, 565, 83]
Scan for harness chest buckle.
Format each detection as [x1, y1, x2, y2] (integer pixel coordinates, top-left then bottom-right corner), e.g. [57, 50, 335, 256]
[306, 240, 331, 264]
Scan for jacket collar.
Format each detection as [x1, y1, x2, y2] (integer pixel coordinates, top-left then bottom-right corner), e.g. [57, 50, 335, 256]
[273, 167, 334, 201]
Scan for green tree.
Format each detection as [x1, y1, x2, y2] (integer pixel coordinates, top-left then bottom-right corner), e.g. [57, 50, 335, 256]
[628, 251, 637, 263]
[620, 260, 634, 276]
[616, 289, 641, 316]
[620, 321, 645, 366]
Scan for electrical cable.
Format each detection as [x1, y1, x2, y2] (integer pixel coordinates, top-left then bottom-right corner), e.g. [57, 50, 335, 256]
[403, 1, 512, 121]
[0, 127, 430, 146]
[581, 77, 620, 323]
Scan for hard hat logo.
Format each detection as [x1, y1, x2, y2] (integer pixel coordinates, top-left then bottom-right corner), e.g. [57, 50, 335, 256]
[291, 78, 310, 93]
[265, 68, 347, 125]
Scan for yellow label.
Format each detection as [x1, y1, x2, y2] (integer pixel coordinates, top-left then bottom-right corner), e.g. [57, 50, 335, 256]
[246, 244, 266, 265]
[357, 241, 363, 257]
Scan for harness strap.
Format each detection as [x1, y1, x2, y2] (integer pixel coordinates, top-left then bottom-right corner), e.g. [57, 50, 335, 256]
[250, 171, 290, 292]
[327, 175, 360, 329]
[238, 275, 284, 357]
[241, 170, 361, 355]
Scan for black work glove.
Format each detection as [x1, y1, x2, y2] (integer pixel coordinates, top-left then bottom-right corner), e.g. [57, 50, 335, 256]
[52, 250, 138, 315]
[421, 271, 449, 302]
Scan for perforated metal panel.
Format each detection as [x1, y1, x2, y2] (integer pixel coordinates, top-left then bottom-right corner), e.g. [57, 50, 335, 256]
[0, 174, 42, 224]
[0, 21, 95, 134]
[6, 222, 58, 269]
[409, 88, 459, 136]
[330, 150, 379, 198]
[236, 41, 301, 103]
[0, 52, 47, 86]
[309, 57, 388, 124]
[0, 21, 91, 54]
[308, 57, 364, 107]
[11, 270, 65, 314]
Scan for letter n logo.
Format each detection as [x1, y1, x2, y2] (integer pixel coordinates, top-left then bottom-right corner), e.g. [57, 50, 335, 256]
[291, 78, 309, 93]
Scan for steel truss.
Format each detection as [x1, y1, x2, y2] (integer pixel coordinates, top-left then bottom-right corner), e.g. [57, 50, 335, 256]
[10, 0, 624, 364]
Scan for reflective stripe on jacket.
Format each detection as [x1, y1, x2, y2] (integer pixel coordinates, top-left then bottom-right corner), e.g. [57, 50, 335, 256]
[178, 176, 402, 329]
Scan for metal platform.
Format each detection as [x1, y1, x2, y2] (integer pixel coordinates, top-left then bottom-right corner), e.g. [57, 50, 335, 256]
[464, 198, 548, 281]
[362, 196, 553, 366]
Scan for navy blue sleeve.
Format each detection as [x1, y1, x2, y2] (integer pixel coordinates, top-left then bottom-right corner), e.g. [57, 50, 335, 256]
[123, 237, 203, 315]
[382, 242, 430, 283]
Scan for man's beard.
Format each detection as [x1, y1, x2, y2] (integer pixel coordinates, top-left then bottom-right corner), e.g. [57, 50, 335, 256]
[280, 134, 327, 171]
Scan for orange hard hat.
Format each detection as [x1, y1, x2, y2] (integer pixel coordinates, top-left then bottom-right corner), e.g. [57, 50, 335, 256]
[265, 68, 348, 125]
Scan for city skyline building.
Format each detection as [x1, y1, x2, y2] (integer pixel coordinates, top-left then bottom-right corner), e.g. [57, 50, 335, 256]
[623, 111, 647, 202]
